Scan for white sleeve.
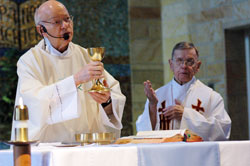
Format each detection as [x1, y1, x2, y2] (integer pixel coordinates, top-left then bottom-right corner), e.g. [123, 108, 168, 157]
[17, 60, 79, 125]
[98, 71, 126, 130]
[180, 92, 231, 141]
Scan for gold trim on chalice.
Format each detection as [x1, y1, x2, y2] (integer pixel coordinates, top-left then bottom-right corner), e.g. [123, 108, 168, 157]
[75, 132, 115, 145]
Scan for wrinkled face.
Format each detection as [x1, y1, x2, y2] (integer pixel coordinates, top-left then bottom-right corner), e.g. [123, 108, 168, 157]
[38, 1, 73, 52]
[169, 48, 201, 85]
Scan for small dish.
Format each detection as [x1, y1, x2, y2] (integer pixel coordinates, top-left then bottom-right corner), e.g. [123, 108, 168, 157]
[75, 132, 115, 145]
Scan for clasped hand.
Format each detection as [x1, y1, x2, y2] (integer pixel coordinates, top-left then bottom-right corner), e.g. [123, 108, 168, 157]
[75, 61, 104, 84]
[89, 80, 111, 104]
[163, 99, 184, 121]
[144, 80, 184, 120]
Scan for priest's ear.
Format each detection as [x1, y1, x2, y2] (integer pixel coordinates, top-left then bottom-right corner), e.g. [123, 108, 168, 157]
[194, 60, 202, 74]
[36, 25, 45, 37]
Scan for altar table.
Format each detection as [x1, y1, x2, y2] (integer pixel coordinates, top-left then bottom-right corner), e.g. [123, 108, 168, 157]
[0, 141, 249, 166]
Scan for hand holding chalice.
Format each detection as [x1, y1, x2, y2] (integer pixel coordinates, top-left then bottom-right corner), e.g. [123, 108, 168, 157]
[87, 47, 110, 92]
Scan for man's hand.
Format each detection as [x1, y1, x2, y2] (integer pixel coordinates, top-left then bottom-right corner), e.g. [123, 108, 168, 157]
[163, 99, 184, 121]
[89, 80, 110, 104]
[74, 61, 104, 86]
[144, 80, 158, 106]
[144, 80, 158, 130]
[89, 80, 113, 115]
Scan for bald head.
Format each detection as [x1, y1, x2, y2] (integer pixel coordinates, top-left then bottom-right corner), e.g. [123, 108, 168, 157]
[34, 0, 74, 52]
[34, 0, 69, 25]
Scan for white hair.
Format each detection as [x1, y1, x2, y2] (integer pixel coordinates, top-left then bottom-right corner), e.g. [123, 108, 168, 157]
[34, 8, 41, 26]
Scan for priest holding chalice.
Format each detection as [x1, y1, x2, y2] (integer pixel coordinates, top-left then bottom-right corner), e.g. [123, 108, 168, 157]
[11, 0, 126, 143]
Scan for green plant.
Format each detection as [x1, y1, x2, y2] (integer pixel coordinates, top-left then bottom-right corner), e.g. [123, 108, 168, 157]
[0, 48, 23, 140]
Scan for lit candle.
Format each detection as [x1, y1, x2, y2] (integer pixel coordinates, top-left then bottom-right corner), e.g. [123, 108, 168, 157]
[14, 97, 29, 142]
[19, 97, 24, 109]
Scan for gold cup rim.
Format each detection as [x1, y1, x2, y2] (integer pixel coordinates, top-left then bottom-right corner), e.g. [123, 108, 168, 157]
[75, 132, 115, 145]
[87, 47, 105, 61]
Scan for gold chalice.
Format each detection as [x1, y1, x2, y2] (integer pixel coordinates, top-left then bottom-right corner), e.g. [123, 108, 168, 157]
[87, 47, 110, 92]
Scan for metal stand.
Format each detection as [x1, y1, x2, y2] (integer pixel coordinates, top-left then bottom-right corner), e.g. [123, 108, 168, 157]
[14, 144, 31, 166]
[7, 141, 37, 166]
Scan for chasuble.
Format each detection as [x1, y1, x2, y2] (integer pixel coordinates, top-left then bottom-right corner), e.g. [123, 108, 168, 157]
[11, 39, 126, 142]
[136, 77, 231, 141]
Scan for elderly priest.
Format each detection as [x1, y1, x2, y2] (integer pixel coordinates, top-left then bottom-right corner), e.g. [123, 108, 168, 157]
[136, 42, 231, 141]
[11, 0, 126, 142]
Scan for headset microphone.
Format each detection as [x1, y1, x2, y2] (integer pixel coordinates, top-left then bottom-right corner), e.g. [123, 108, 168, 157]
[63, 33, 69, 40]
[41, 25, 69, 40]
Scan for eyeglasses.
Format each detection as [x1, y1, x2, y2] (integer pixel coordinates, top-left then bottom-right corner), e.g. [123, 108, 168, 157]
[40, 15, 73, 26]
[173, 58, 196, 66]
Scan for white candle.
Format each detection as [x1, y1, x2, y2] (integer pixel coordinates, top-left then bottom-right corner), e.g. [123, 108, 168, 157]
[19, 97, 24, 109]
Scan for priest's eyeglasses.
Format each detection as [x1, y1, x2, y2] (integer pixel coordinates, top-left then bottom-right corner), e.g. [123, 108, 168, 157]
[173, 58, 196, 66]
[40, 15, 74, 26]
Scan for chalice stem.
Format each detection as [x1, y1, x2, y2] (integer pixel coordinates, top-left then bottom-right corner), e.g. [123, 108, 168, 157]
[96, 79, 102, 85]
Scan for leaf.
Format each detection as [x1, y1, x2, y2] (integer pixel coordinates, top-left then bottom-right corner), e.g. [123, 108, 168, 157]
[2, 96, 12, 104]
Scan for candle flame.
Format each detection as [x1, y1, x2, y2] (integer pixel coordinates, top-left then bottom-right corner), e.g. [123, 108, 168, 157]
[19, 97, 24, 109]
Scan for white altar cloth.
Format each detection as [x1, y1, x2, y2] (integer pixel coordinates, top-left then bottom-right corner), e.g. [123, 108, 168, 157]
[0, 141, 249, 166]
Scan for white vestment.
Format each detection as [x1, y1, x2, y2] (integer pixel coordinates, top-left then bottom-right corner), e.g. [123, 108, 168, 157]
[11, 39, 126, 142]
[136, 77, 231, 141]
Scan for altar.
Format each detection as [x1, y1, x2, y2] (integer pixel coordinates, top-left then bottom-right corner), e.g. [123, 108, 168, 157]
[0, 140, 250, 166]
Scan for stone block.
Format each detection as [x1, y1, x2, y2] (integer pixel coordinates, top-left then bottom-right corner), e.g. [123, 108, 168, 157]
[132, 83, 147, 102]
[195, 59, 206, 78]
[132, 102, 146, 124]
[188, 6, 233, 23]
[163, 65, 174, 84]
[130, 39, 162, 64]
[163, 34, 192, 54]
[162, 43, 174, 61]
[184, 0, 203, 12]
[161, 0, 182, 6]
[132, 102, 146, 113]
[195, 43, 213, 58]
[129, 0, 161, 7]
[148, 20, 162, 39]
[210, 0, 234, 8]
[190, 21, 223, 43]
[162, 16, 189, 38]
[207, 63, 225, 77]
[130, 64, 163, 71]
[130, 20, 149, 40]
[130, 20, 162, 40]
[132, 103, 145, 134]
[200, 0, 212, 10]
[130, 7, 161, 19]
[214, 41, 225, 61]
[162, 2, 189, 18]
[233, 1, 250, 20]
[132, 70, 164, 84]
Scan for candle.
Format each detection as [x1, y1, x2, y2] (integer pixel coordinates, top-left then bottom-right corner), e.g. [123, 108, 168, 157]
[14, 97, 29, 142]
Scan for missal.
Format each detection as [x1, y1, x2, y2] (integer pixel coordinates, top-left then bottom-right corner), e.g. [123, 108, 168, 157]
[114, 129, 203, 144]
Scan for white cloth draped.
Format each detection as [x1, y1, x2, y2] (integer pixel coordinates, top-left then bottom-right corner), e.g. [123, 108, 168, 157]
[11, 39, 126, 142]
[136, 77, 231, 141]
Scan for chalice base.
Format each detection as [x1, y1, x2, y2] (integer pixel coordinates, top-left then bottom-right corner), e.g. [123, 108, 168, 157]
[88, 83, 110, 93]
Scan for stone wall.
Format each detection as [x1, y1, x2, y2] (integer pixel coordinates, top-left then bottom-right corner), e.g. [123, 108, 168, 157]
[129, 0, 163, 133]
[161, 0, 250, 139]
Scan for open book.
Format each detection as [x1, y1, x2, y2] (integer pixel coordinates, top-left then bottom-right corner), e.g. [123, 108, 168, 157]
[115, 129, 203, 144]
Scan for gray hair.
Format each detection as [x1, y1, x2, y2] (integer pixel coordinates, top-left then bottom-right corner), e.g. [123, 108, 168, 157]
[171, 41, 199, 59]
